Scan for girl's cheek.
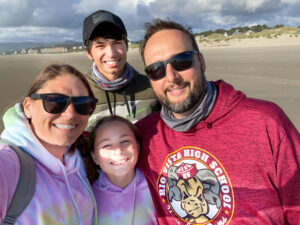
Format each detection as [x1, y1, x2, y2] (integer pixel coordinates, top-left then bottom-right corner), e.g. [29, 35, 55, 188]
[99, 149, 112, 159]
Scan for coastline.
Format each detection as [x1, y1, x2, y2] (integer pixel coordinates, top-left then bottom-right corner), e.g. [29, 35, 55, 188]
[1, 34, 299, 57]
[0, 41, 299, 132]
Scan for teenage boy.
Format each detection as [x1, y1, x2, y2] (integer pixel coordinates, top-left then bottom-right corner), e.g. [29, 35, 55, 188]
[82, 10, 159, 125]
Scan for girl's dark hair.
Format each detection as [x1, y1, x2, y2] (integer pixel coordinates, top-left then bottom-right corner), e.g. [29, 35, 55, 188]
[81, 115, 141, 184]
[89, 115, 141, 153]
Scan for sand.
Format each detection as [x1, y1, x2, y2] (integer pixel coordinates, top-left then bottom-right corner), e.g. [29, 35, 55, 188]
[0, 37, 299, 132]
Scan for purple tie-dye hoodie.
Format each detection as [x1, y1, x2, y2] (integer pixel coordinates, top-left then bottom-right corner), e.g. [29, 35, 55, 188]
[0, 103, 97, 225]
[93, 169, 158, 225]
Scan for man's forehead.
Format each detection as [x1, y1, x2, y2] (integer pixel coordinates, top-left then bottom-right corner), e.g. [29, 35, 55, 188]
[145, 30, 190, 49]
[144, 30, 191, 62]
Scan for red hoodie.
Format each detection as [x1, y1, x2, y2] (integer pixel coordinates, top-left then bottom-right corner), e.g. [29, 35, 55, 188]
[136, 80, 300, 225]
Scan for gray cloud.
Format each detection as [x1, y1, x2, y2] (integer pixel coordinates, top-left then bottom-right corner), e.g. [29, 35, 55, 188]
[0, 0, 299, 43]
[0, 0, 85, 28]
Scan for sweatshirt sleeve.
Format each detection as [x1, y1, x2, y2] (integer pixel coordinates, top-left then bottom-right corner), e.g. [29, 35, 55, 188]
[274, 116, 300, 224]
[0, 145, 20, 221]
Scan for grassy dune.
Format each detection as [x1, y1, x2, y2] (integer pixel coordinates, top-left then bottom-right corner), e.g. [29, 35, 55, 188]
[195, 27, 300, 48]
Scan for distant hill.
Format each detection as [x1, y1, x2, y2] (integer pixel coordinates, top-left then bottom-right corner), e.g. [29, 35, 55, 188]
[0, 40, 82, 53]
[196, 26, 300, 43]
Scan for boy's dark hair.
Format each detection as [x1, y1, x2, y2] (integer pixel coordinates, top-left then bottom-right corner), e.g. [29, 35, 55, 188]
[140, 18, 200, 63]
[85, 23, 128, 54]
[83, 9, 128, 54]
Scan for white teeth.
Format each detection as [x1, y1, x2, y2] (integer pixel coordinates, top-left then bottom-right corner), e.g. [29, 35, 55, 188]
[106, 60, 117, 64]
[55, 124, 75, 129]
[112, 159, 127, 165]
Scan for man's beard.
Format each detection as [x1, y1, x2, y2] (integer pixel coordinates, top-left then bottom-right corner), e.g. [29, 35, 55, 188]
[158, 77, 206, 114]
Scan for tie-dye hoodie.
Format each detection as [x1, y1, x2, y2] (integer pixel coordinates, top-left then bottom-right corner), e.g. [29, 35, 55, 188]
[0, 103, 97, 225]
[93, 168, 158, 225]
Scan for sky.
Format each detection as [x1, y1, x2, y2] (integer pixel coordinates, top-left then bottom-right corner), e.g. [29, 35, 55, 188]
[0, 0, 300, 44]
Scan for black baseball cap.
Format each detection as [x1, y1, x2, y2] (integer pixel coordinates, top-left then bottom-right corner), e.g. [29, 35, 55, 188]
[82, 10, 127, 45]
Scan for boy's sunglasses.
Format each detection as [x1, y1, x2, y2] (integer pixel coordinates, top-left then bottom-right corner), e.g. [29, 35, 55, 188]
[30, 93, 98, 115]
[144, 50, 198, 81]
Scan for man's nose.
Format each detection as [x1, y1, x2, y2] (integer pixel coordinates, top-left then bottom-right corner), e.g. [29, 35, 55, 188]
[165, 63, 181, 83]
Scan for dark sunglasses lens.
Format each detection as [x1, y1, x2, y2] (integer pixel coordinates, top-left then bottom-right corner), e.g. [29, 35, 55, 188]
[145, 62, 165, 80]
[171, 52, 194, 71]
[73, 97, 96, 115]
[44, 95, 68, 114]
[145, 51, 195, 80]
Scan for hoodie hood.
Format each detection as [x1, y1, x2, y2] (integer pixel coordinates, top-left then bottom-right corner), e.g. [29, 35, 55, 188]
[1, 102, 81, 175]
[96, 169, 142, 195]
[203, 80, 246, 126]
[160, 80, 246, 132]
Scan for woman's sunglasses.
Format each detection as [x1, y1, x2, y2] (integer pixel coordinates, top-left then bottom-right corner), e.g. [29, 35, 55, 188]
[144, 50, 198, 81]
[30, 93, 98, 115]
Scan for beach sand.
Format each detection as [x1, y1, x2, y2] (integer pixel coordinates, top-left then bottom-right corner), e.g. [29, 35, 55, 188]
[0, 37, 299, 132]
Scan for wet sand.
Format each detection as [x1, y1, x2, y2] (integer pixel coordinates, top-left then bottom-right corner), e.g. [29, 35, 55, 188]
[0, 45, 299, 132]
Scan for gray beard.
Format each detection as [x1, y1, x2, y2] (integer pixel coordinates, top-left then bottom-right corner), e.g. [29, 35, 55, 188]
[160, 79, 206, 114]
[160, 81, 217, 132]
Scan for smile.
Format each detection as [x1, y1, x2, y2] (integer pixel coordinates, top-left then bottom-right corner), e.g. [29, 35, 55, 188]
[54, 124, 76, 129]
[167, 85, 186, 96]
[111, 158, 128, 165]
[104, 60, 118, 65]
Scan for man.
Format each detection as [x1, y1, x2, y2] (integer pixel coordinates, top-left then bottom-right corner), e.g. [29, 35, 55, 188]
[136, 18, 300, 225]
[82, 10, 159, 126]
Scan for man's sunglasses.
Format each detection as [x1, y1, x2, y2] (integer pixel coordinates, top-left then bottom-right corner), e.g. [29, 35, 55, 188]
[144, 50, 198, 81]
[30, 93, 98, 115]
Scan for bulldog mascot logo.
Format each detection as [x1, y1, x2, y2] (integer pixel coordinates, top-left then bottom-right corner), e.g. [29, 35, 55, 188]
[157, 147, 234, 225]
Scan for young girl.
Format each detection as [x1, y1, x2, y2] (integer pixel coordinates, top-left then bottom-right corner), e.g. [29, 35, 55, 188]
[88, 115, 157, 225]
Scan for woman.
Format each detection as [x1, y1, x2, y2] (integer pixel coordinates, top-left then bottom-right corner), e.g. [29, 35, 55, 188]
[0, 64, 98, 225]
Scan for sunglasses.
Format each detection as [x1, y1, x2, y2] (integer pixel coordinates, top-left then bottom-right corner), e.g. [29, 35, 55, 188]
[145, 50, 198, 81]
[30, 93, 98, 115]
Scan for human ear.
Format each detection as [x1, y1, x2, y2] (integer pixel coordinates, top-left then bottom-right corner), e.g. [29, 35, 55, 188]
[23, 97, 32, 119]
[199, 53, 206, 72]
[85, 49, 94, 61]
[91, 151, 99, 165]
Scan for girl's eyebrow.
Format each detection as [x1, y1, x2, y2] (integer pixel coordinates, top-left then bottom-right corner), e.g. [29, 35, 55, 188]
[96, 133, 132, 145]
[120, 134, 131, 138]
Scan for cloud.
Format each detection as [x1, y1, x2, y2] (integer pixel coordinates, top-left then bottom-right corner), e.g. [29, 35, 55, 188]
[0, 26, 81, 43]
[0, 0, 86, 28]
[281, 0, 300, 3]
[0, 0, 299, 43]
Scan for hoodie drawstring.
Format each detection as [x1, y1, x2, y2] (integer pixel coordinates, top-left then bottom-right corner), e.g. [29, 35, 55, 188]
[131, 177, 137, 225]
[77, 170, 98, 225]
[105, 91, 113, 115]
[59, 163, 83, 225]
[122, 91, 131, 117]
[104, 90, 131, 116]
